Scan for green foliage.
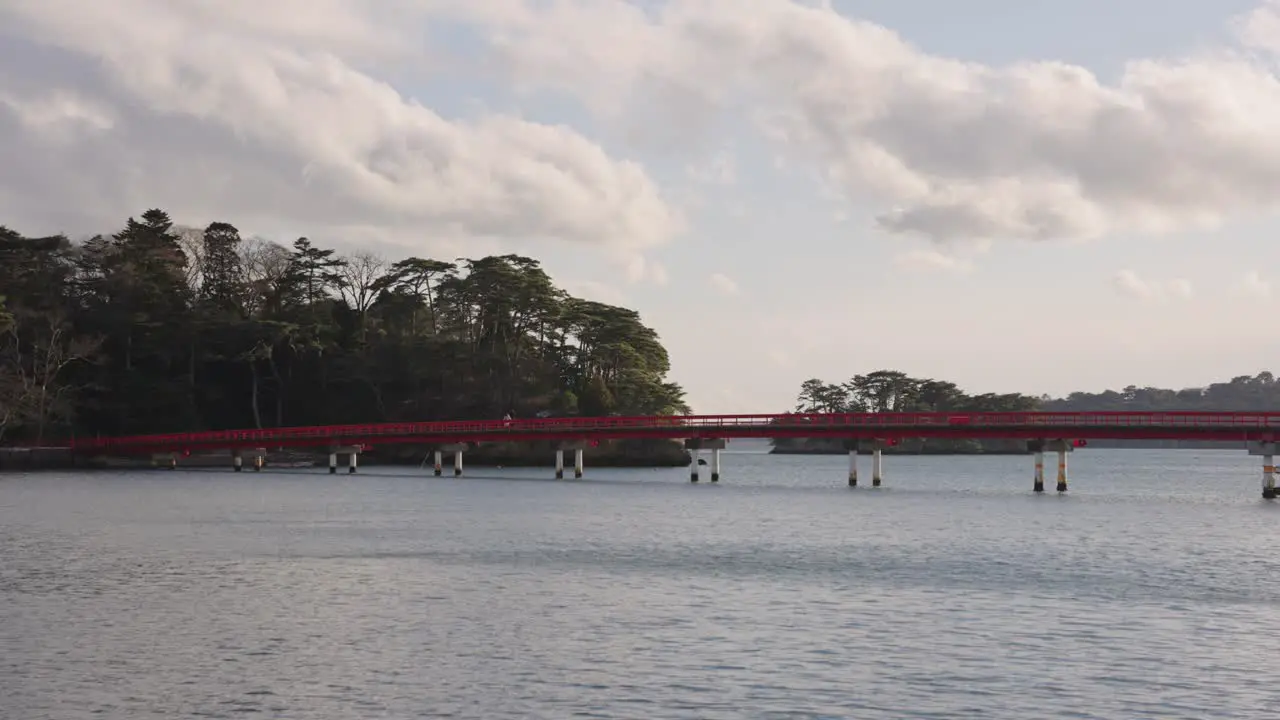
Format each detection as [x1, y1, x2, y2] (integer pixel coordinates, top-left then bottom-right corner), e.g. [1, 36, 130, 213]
[793, 370, 1039, 414]
[0, 210, 688, 443]
[1041, 373, 1280, 412]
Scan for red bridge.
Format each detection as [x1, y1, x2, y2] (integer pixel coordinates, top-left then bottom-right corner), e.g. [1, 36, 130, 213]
[53, 411, 1280, 498]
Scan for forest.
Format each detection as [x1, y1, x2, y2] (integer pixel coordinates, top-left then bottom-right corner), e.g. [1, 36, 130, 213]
[0, 210, 688, 462]
[789, 369, 1280, 415]
[777, 369, 1280, 453]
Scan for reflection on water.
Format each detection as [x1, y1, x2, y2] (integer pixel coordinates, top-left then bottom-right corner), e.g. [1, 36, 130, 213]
[3, 448, 1280, 718]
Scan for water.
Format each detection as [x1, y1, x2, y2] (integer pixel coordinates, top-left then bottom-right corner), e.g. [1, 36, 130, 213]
[3, 445, 1280, 718]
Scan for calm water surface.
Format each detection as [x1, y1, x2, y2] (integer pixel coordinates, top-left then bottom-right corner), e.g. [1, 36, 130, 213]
[3, 445, 1280, 718]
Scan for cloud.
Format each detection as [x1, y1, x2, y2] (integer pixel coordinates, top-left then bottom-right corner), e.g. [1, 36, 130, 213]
[432, 0, 1280, 244]
[1237, 270, 1273, 299]
[893, 248, 974, 274]
[709, 272, 740, 295]
[1112, 269, 1193, 302]
[0, 0, 682, 253]
[685, 150, 736, 186]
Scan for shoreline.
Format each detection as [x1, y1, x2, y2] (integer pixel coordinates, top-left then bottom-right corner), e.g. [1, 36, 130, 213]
[0, 439, 692, 472]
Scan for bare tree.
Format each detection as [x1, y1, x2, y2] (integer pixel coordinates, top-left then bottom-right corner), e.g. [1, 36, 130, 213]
[337, 250, 387, 317]
[240, 236, 292, 317]
[174, 225, 206, 292]
[0, 311, 100, 444]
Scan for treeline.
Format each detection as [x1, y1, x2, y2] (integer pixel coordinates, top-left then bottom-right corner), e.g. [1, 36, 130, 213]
[777, 370, 1280, 454]
[0, 210, 688, 449]
[790, 369, 1280, 415]
[1040, 373, 1280, 411]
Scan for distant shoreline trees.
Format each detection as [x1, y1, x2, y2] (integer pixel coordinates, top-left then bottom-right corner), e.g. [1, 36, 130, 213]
[775, 370, 1280, 454]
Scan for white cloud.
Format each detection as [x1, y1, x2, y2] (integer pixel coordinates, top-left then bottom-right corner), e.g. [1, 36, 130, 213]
[431, 0, 1280, 245]
[685, 150, 736, 186]
[1112, 269, 1194, 302]
[1238, 270, 1273, 299]
[560, 279, 629, 306]
[708, 272, 740, 296]
[0, 0, 682, 254]
[0, 89, 114, 136]
[893, 248, 974, 274]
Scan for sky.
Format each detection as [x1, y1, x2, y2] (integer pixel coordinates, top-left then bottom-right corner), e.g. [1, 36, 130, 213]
[3, 0, 1280, 414]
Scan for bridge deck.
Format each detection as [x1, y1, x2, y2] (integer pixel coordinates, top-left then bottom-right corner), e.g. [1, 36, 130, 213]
[56, 411, 1280, 454]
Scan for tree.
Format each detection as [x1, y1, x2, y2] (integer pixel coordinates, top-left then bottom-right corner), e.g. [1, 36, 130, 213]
[0, 210, 690, 451]
[200, 222, 245, 315]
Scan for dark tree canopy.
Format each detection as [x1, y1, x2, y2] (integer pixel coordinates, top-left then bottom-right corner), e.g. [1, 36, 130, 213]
[0, 211, 688, 444]
[789, 370, 1280, 415]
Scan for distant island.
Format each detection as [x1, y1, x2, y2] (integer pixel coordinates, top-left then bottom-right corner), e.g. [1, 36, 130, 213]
[0, 210, 688, 467]
[772, 370, 1280, 454]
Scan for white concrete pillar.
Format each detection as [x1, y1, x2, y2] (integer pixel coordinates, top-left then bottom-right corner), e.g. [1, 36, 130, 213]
[574, 448, 584, 479]
[848, 450, 858, 487]
[1033, 451, 1045, 493]
[690, 450, 700, 482]
[1056, 448, 1068, 493]
[872, 448, 883, 487]
[453, 451, 463, 477]
[710, 448, 721, 483]
[1265, 453, 1276, 499]
[168, 453, 177, 470]
[253, 454, 263, 472]
[329, 453, 338, 474]
[233, 452, 243, 473]
[348, 452, 357, 474]
[433, 451, 443, 477]
[555, 450, 565, 479]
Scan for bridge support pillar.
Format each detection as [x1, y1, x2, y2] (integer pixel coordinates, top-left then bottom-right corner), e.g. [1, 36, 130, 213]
[253, 451, 264, 471]
[1029, 440, 1072, 493]
[555, 450, 565, 479]
[329, 446, 360, 474]
[1266, 453, 1277, 500]
[434, 451, 443, 477]
[1252, 442, 1278, 498]
[233, 451, 242, 473]
[454, 450, 463, 477]
[872, 448, 883, 487]
[684, 439, 725, 482]
[574, 448, 584, 479]
[848, 450, 858, 487]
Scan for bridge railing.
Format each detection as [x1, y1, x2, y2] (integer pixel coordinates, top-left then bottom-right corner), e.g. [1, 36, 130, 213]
[62, 411, 1280, 452]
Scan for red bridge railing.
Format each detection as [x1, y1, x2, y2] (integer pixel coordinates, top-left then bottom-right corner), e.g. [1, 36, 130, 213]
[60, 411, 1280, 453]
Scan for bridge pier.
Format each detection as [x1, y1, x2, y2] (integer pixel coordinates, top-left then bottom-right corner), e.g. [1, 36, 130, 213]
[454, 449, 463, 477]
[684, 439, 725, 483]
[575, 448, 585, 479]
[872, 447, 883, 487]
[328, 446, 361, 474]
[1249, 442, 1278, 499]
[433, 451, 443, 477]
[1028, 440, 1073, 492]
[848, 449, 859, 486]
[555, 450, 565, 479]
[233, 451, 243, 472]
